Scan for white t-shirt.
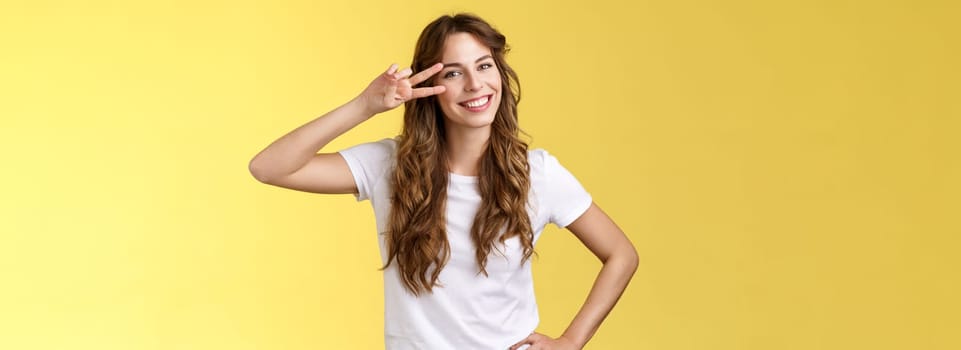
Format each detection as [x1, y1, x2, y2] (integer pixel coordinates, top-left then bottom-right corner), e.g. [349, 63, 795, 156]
[338, 138, 592, 350]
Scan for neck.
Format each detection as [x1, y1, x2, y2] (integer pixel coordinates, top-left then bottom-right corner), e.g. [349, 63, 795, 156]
[444, 125, 490, 176]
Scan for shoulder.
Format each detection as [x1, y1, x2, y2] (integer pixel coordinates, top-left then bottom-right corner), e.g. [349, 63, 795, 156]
[527, 147, 549, 167]
[526, 147, 593, 226]
[338, 137, 398, 161]
[337, 138, 400, 201]
[337, 137, 399, 180]
[527, 147, 562, 177]
[526, 147, 588, 190]
[345, 137, 398, 153]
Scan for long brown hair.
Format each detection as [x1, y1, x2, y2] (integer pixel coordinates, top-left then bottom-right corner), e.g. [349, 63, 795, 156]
[383, 13, 533, 296]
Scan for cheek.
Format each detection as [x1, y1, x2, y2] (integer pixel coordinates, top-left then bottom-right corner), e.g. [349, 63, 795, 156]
[436, 88, 456, 106]
[437, 82, 460, 103]
[488, 74, 503, 93]
[433, 87, 457, 116]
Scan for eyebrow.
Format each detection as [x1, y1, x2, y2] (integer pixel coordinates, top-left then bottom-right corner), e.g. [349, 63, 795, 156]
[442, 55, 493, 68]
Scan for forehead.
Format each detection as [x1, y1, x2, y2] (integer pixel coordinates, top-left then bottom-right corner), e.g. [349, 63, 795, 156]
[441, 32, 493, 63]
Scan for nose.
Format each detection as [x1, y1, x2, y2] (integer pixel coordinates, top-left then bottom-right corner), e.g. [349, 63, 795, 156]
[464, 71, 483, 92]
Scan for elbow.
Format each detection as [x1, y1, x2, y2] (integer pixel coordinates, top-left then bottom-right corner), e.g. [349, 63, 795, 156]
[248, 157, 275, 184]
[627, 247, 639, 273]
[599, 241, 640, 272]
[618, 244, 640, 274]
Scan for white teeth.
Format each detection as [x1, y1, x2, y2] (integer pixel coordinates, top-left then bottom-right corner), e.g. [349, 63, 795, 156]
[465, 96, 488, 108]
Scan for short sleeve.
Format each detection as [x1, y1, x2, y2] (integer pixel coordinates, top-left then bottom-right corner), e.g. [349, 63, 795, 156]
[337, 138, 397, 202]
[539, 150, 593, 228]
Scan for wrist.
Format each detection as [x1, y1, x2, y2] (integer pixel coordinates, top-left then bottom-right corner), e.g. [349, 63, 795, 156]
[347, 96, 377, 120]
[559, 333, 587, 349]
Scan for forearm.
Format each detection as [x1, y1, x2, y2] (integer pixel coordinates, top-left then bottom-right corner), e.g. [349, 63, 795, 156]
[249, 97, 373, 181]
[560, 249, 639, 348]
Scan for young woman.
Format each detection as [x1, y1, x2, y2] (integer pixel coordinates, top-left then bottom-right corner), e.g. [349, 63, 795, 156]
[249, 13, 638, 350]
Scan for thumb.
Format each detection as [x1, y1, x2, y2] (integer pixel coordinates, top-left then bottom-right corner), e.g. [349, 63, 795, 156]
[509, 333, 535, 350]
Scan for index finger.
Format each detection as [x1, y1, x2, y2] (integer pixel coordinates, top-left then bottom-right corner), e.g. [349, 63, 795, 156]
[409, 85, 447, 99]
[408, 62, 444, 86]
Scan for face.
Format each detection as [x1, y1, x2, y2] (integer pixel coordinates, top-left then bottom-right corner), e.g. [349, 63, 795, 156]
[433, 32, 502, 130]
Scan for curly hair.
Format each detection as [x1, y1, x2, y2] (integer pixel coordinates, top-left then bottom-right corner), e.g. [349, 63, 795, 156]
[383, 13, 533, 296]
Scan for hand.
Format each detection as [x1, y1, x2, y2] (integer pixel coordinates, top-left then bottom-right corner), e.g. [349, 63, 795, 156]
[356, 62, 447, 115]
[508, 332, 582, 350]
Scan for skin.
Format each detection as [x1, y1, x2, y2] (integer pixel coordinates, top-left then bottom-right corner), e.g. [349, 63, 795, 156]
[433, 32, 503, 175]
[249, 31, 638, 350]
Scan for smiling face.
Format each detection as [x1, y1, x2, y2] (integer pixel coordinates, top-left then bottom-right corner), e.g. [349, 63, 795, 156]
[433, 32, 502, 130]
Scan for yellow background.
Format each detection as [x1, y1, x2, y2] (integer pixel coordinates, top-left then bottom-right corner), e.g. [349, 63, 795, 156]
[1, 0, 958, 349]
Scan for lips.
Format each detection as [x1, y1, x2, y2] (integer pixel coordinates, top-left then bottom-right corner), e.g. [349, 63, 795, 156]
[458, 94, 493, 111]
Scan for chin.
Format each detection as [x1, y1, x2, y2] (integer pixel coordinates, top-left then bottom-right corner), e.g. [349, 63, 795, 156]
[467, 114, 497, 128]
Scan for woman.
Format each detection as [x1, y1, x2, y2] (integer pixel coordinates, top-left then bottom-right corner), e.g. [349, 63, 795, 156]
[249, 13, 638, 350]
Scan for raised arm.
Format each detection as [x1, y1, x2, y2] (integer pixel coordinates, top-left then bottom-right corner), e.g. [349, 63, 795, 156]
[248, 63, 446, 193]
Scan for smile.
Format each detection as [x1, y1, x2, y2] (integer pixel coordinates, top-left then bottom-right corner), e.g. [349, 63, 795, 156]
[458, 94, 493, 112]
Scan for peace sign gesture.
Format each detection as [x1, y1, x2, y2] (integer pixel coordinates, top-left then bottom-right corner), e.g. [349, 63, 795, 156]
[357, 62, 447, 116]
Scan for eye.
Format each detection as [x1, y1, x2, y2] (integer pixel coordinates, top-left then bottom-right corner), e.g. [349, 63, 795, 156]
[443, 70, 461, 79]
[479, 62, 494, 70]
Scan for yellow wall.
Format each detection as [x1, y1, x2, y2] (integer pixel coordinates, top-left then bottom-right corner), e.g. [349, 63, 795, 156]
[1, 0, 958, 349]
